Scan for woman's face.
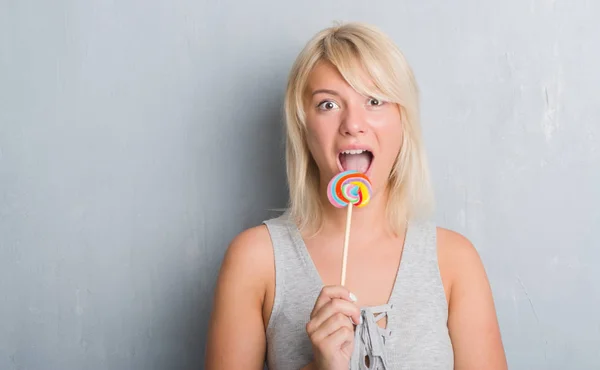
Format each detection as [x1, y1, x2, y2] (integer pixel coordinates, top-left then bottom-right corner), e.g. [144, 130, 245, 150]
[304, 61, 404, 197]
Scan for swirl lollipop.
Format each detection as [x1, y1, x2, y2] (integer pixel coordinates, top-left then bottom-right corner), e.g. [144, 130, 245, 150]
[326, 170, 373, 285]
[327, 171, 372, 208]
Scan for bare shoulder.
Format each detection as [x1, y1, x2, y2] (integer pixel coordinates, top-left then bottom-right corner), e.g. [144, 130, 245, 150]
[436, 227, 484, 304]
[226, 224, 273, 264]
[437, 227, 477, 255]
[219, 224, 274, 295]
[205, 224, 275, 369]
[436, 227, 483, 276]
[436, 227, 507, 369]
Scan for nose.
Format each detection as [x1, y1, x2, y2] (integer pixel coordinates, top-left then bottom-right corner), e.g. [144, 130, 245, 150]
[339, 104, 368, 137]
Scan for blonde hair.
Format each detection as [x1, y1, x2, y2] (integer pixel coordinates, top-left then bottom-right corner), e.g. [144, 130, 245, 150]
[284, 22, 434, 234]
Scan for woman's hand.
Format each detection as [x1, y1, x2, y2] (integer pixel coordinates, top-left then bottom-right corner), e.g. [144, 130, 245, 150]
[305, 285, 361, 370]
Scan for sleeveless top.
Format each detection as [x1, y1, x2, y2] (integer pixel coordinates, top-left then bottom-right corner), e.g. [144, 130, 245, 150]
[262, 212, 454, 370]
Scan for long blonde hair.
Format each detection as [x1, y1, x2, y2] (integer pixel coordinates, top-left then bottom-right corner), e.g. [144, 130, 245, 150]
[284, 22, 434, 235]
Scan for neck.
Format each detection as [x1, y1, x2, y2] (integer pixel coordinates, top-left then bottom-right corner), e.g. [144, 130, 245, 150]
[318, 181, 394, 237]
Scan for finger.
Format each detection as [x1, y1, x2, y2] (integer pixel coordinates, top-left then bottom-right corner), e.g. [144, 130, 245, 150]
[307, 300, 360, 336]
[315, 298, 361, 328]
[311, 285, 357, 318]
[319, 325, 355, 354]
[309, 311, 355, 342]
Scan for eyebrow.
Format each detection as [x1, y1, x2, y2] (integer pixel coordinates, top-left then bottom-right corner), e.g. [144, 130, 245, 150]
[311, 89, 340, 97]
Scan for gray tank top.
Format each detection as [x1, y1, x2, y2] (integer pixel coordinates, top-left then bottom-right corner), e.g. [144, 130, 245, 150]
[262, 212, 454, 370]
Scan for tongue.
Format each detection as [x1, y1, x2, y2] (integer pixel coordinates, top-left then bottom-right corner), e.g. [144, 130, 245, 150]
[340, 153, 371, 173]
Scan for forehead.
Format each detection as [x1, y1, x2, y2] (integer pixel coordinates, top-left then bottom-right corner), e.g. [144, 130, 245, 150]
[305, 60, 375, 95]
[306, 61, 345, 87]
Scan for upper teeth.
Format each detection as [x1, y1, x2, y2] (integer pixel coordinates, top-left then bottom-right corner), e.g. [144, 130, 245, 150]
[342, 149, 367, 155]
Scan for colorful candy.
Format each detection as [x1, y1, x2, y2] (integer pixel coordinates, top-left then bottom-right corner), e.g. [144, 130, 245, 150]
[327, 170, 372, 208]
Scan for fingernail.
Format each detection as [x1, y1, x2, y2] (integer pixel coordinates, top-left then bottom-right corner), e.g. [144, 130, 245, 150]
[349, 292, 357, 302]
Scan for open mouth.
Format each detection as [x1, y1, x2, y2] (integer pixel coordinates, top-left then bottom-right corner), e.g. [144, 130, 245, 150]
[338, 149, 374, 174]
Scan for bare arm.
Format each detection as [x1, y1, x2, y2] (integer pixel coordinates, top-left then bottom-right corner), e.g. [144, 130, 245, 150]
[205, 226, 273, 369]
[438, 229, 508, 370]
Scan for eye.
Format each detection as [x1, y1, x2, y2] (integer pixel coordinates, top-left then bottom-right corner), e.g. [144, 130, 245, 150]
[367, 98, 385, 106]
[317, 100, 339, 111]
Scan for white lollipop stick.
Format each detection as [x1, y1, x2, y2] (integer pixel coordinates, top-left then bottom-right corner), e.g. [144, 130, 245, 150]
[327, 171, 372, 287]
[340, 203, 353, 286]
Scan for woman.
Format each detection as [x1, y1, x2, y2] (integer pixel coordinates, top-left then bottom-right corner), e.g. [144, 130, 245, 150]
[205, 22, 507, 370]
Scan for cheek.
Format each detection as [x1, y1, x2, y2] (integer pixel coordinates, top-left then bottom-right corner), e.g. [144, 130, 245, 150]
[373, 114, 403, 161]
[306, 117, 336, 147]
[390, 122, 404, 149]
[304, 123, 330, 163]
[389, 125, 404, 158]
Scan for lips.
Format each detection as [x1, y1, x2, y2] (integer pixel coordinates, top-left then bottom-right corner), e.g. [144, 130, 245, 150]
[338, 149, 374, 174]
